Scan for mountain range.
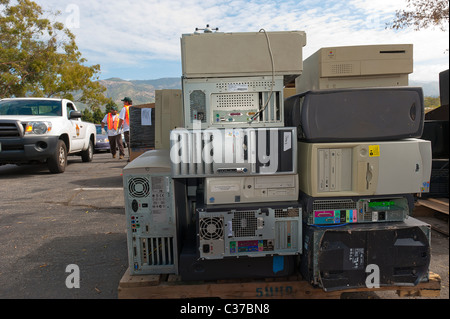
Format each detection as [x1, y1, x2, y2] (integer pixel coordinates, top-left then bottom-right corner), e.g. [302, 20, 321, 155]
[79, 77, 441, 111]
[99, 77, 182, 108]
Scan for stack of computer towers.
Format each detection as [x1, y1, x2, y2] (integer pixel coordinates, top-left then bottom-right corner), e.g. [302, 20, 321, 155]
[171, 28, 308, 280]
[287, 44, 433, 291]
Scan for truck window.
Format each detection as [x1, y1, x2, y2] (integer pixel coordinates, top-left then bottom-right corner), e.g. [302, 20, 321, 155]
[0, 100, 62, 116]
[66, 103, 77, 119]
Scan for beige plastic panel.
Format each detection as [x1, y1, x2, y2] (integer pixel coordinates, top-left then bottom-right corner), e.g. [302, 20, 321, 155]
[296, 44, 413, 92]
[181, 31, 306, 78]
[205, 174, 299, 205]
[155, 90, 183, 150]
[297, 139, 431, 197]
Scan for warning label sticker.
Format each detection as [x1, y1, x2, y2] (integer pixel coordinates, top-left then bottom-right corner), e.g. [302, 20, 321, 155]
[368, 145, 380, 157]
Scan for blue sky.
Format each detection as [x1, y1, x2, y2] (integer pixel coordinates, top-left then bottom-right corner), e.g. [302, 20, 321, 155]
[33, 0, 449, 83]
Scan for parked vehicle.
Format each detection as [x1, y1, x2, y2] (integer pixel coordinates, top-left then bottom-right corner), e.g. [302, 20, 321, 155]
[0, 98, 97, 173]
[95, 124, 110, 152]
[95, 124, 128, 153]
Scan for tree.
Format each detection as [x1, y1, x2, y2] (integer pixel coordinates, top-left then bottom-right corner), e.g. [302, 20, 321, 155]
[81, 106, 106, 124]
[92, 107, 104, 124]
[105, 100, 118, 114]
[81, 109, 94, 123]
[387, 0, 449, 31]
[0, 0, 112, 109]
[424, 96, 441, 109]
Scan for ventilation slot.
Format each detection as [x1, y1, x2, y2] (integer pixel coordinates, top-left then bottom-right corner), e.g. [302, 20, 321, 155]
[142, 237, 175, 266]
[331, 63, 353, 75]
[128, 177, 150, 198]
[232, 211, 259, 237]
[275, 220, 298, 250]
[212, 93, 258, 109]
[275, 208, 300, 218]
[313, 199, 356, 211]
[363, 212, 373, 221]
[215, 80, 275, 90]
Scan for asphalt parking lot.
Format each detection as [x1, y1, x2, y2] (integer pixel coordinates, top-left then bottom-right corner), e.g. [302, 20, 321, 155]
[0, 151, 448, 300]
[0, 152, 128, 298]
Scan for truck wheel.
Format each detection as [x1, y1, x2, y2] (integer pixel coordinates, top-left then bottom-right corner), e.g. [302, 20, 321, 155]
[48, 139, 67, 173]
[81, 139, 94, 162]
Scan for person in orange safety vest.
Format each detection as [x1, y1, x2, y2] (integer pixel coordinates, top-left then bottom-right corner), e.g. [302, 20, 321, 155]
[118, 97, 132, 161]
[101, 105, 125, 159]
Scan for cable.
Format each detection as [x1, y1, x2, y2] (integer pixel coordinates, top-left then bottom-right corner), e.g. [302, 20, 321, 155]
[248, 28, 275, 124]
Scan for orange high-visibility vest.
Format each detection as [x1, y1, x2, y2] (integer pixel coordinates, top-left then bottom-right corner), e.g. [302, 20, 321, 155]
[107, 113, 119, 130]
[124, 106, 130, 125]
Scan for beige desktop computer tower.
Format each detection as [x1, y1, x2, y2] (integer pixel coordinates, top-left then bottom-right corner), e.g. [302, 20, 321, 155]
[297, 139, 431, 197]
[204, 174, 299, 205]
[295, 44, 413, 93]
[154, 89, 183, 150]
[123, 150, 186, 275]
[181, 30, 306, 81]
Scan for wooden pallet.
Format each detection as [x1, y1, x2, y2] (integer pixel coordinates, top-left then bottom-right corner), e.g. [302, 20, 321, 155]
[118, 269, 441, 299]
[414, 199, 449, 236]
[417, 198, 449, 216]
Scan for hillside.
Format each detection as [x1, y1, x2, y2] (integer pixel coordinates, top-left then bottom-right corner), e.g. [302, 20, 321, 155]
[410, 80, 440, 97]
[75, 77, 440, 111]
[100, 77, 182, 107]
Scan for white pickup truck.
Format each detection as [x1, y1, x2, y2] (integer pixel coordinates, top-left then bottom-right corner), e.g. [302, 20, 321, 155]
[0, 97, 96, 173]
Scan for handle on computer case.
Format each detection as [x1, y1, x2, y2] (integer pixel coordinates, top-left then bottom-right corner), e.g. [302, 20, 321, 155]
[366, 163, 374, 190]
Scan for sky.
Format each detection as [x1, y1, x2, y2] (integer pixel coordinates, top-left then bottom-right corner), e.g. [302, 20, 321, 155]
[31, 0, 449, 83]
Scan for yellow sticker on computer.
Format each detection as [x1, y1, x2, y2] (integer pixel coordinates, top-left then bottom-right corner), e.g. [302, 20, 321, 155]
[369, 145, 380, 157]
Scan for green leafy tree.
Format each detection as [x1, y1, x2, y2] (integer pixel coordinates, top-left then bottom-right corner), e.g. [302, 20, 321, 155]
[105, 100, 118, 114]
[81, 108, 94, 123]
[92, 107, 105, 124]
[387, 0, 449, 31]
[424, 96, 441, 109]
[0, 0, 112, 109]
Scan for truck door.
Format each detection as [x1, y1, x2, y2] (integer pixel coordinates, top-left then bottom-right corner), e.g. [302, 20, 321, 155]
[66, 102, 86, 152]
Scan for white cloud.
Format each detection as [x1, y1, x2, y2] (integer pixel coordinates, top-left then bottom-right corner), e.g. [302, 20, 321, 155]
[348, 0, 408, 14]
[32, 0, 448, 81]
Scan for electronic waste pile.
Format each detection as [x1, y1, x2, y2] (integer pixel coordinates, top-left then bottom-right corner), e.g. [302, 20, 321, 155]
[121, 26, 433, 294]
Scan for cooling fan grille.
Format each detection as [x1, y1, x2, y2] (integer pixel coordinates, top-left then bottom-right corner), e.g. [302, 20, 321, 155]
[128, 177, 150, 198]
[199, 217, 224, 240]
[232, 211, 258, 237]
[313, 199, 356, 211]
